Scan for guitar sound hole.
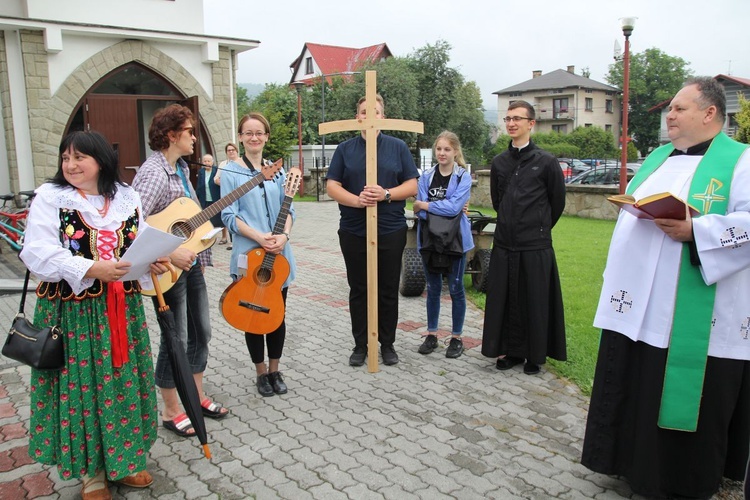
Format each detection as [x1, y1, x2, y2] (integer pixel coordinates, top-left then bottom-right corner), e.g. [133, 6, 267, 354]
[256, 269, 271, 284]
[171, 222, 191, 239]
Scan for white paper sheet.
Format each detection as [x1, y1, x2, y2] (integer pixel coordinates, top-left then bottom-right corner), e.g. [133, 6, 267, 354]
[119, 225, 184, 281]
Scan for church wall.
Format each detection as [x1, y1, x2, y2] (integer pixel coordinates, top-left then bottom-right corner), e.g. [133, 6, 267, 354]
[19, 36, 235, 185]
[23, 0, 204, 34]
[0, 32, 17, 194]
[20, 29, 57, 186]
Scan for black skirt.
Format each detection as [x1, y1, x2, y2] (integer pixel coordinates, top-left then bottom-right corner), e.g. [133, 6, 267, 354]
[481, 246, 566, 364]
[581, 330, 750, 498]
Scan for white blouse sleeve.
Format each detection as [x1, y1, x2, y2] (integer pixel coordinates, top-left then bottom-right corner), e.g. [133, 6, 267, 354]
[19, 191, 94, 294]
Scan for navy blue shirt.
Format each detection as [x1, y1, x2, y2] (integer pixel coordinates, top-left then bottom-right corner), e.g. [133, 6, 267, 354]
[327, 133, 419, 237]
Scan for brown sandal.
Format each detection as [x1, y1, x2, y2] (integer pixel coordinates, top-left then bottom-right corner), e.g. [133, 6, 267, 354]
[82, 474, 112, 500]
[112, 470, 153, 488]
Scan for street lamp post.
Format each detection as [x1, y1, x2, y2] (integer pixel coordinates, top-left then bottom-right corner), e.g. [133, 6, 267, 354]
[293, 81, 305, 196]
[618, 16, 636, 195]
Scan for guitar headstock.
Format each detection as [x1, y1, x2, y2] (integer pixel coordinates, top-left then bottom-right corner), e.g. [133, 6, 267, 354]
[262, 158, 284, 181]
[284, 168, 302, 198]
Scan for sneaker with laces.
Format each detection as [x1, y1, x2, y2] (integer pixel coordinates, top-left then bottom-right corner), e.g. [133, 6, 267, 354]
[418, 334, 438, 354]
[445, 337, 464, 358]
[349, 345, 366, 366]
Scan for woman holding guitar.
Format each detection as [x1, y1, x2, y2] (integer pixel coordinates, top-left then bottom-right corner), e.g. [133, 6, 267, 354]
[220, 112, 297, 397]
[133, 104, 229, 438]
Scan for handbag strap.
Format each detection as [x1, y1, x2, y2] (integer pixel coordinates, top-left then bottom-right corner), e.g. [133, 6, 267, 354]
[18, 270, 64, 320]
[18, 269, 31, 315]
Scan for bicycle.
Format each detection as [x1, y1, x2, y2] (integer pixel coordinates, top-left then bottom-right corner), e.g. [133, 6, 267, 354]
[0, 218, 24, 252]
[0, 191, 34, 253]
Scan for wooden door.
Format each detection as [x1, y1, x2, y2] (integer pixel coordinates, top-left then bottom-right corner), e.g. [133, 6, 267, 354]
[85, 97, 140, 185]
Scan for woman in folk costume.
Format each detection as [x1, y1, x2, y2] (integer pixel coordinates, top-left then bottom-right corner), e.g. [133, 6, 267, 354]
[20, 131, 169, 499]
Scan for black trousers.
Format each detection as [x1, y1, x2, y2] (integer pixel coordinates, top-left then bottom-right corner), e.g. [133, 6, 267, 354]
[338, 227, 406, 347]
[244, 287, 287, 364]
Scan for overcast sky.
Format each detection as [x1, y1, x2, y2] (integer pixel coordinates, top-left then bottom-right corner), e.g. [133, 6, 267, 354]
[204, 0, 748, 111]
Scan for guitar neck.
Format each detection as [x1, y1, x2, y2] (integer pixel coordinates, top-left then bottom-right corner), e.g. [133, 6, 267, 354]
[260, 195, 294, 269]
[188, 174, 265, 229]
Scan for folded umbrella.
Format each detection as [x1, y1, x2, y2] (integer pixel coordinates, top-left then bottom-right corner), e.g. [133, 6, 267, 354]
[151, 268, 211, 459]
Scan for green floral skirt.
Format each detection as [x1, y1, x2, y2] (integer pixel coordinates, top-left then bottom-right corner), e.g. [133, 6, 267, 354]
[27, 290, 158, 481]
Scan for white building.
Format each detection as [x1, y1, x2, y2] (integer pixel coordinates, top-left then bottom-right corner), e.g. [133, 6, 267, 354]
[0, 0, 258, 194]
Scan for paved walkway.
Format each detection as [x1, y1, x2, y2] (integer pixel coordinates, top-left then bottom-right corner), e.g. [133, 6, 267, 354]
[0, 201, 739, 499]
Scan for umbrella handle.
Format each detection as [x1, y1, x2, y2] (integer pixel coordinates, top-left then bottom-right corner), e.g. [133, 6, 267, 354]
[151, 264, 178, 309]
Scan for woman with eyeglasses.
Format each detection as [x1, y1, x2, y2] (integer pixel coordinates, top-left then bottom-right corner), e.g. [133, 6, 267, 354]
[220, 112, 296, 398]
[215, 142, 239, 246]
[132, 104, 230, 439]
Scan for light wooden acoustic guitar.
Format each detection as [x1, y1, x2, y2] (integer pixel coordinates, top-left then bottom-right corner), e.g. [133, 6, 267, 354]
[143, 159, 283, 297]
[220, 168, 301, 334]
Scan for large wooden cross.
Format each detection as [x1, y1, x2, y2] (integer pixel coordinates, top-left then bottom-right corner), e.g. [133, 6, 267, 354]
[319, 71, 423, 373]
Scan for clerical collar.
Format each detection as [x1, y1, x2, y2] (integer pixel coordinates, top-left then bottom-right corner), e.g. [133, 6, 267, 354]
[671, 138, 712, 157]
[511, 141, 530, 151]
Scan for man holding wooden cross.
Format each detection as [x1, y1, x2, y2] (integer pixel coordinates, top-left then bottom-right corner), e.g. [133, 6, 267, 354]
[326, 94, 419, 367]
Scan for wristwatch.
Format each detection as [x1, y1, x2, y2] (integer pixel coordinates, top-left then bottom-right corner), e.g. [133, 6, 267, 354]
[384, 189, 391, 203]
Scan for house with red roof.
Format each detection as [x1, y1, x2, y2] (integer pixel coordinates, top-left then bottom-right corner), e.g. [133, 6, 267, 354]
[289, 42, 392, 85]
[650, 74, 750, 144]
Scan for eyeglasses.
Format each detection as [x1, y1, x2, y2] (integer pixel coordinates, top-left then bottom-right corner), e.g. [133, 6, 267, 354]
[503, 116, 533, 123]
[240, 131, 267, 138]
[180, 127, 195, 135]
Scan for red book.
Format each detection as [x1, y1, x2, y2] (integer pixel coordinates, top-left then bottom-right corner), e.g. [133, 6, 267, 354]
[608, 192, 700, 220]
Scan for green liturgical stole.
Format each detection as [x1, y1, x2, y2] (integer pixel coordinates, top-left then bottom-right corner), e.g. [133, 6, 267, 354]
[627, 133, 748, 431]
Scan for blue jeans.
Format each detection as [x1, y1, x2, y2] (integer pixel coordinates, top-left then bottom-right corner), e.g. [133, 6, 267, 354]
[423, 254, 466, 335]
[153, 264, 212, 388]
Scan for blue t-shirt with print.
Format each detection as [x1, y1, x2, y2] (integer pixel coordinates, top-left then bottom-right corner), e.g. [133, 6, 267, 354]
[327, 133, 419, 237]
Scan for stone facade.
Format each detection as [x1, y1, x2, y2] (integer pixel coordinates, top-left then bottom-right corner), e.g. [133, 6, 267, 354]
[5, 33, 235, 187]
[0, 33, 17, 190]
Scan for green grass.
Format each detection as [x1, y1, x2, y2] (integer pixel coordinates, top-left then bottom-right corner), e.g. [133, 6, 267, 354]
[463, 207, 615, 395]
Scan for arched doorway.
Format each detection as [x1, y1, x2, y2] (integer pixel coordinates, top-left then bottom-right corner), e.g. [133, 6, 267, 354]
[66, 63, 211, 185]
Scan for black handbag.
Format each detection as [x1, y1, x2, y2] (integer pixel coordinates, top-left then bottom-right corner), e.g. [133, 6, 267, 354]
[2, 270, 64, 370]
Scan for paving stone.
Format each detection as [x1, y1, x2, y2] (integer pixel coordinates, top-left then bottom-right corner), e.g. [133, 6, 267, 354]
[2, 202, 733, 499]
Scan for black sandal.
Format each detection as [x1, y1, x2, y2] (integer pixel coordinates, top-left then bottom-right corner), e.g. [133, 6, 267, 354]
[162, 413, 195, 437]
[201, 398, 229, 419]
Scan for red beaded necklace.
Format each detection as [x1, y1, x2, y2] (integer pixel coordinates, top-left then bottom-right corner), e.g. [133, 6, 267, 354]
[76, 188, 110, 217]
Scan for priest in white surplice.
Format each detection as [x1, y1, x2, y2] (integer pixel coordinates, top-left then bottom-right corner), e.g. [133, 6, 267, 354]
[581, 77, 750, 499]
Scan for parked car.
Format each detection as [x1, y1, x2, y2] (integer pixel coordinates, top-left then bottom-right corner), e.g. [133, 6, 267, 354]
[559, 160, 573, 179]
[567, 166, 636, 185]
[559, 158, 591, 175]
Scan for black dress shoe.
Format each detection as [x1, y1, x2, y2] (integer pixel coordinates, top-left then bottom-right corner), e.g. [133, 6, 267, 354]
[349, 346, 366, 366]
[381, 344, 399, 365]
[268, 371, 287, 394]
[256, 373, 274, 397]
[496, 356, 523, 370]
[523, 362, 540, 375]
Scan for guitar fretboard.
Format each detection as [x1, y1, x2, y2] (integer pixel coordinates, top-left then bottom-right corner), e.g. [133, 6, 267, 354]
[186, 173, 266, 231]
[260, 195, 294, 271]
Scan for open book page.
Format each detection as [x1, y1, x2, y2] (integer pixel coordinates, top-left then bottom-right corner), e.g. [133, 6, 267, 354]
[608, 192, 699, 220]
[120, 224, 184, 281]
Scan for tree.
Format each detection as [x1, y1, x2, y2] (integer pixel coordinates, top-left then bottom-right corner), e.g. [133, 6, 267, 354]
[236, 84, 251, 119]
[406, 41, 488, 164]
[735, 93, 750, 145]
[567, 126, 618, 159]
[606, 48, 692, 155]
